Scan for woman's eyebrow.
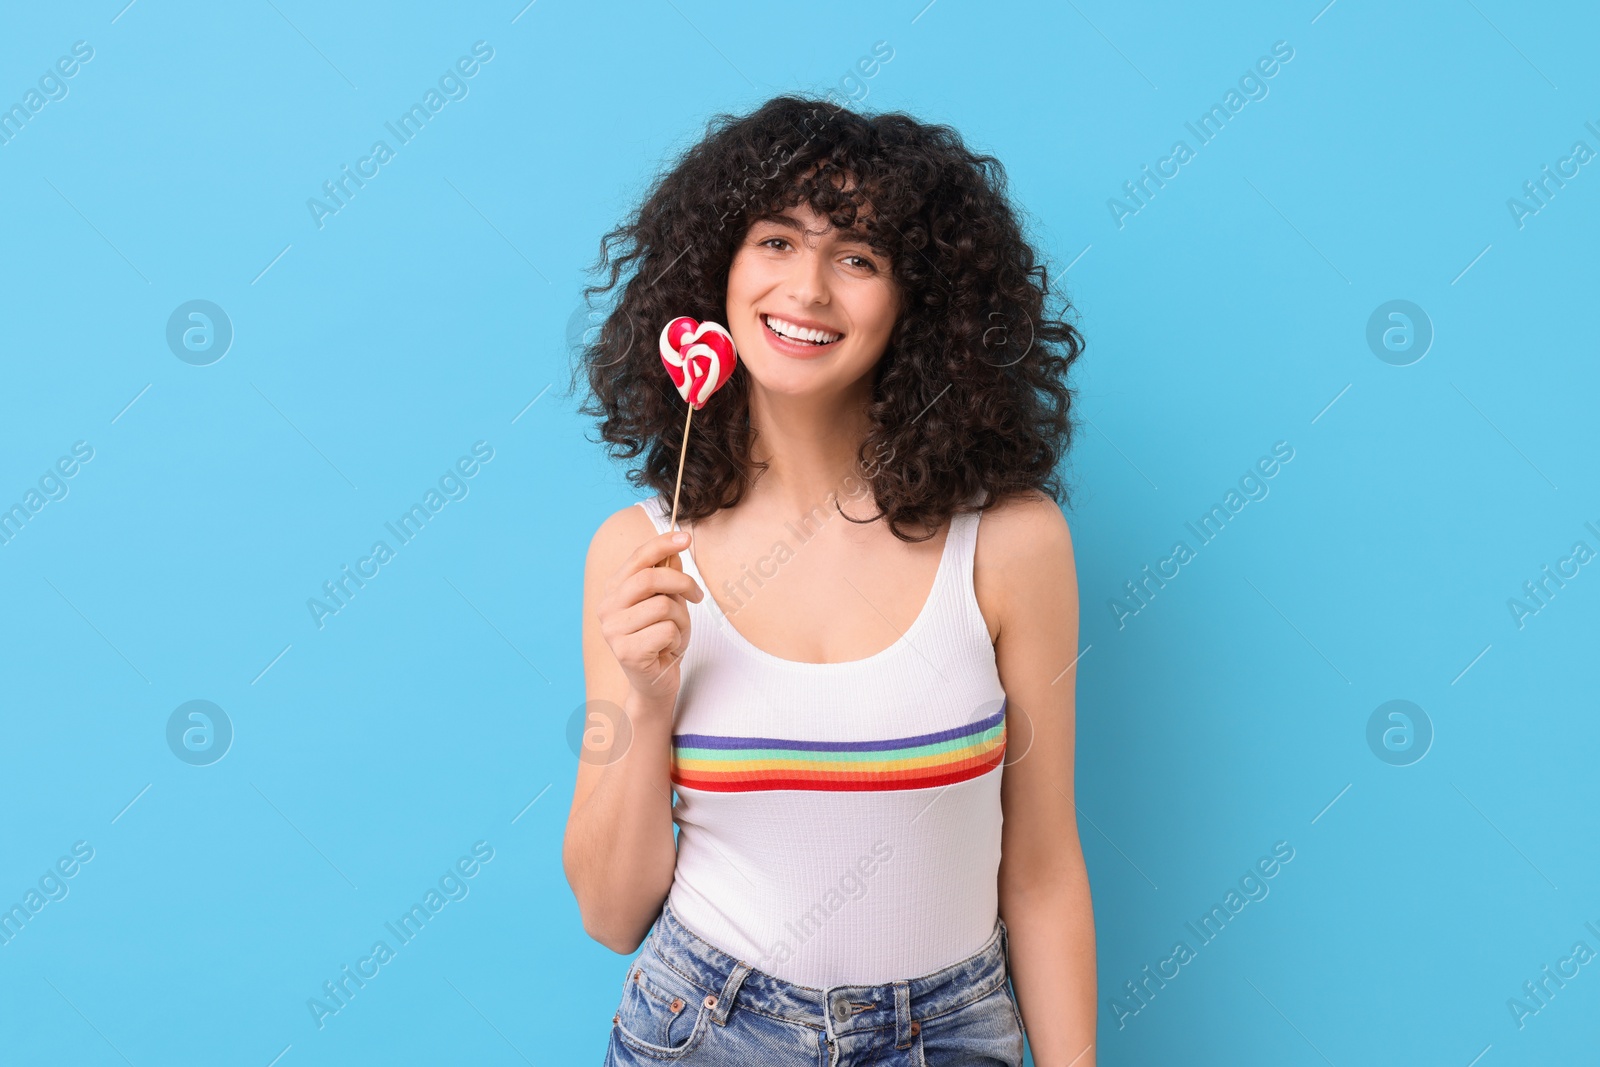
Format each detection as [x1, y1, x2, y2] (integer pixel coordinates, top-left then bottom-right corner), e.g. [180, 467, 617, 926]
[756, 215, 875, 245]
[754, 213, 805, 231]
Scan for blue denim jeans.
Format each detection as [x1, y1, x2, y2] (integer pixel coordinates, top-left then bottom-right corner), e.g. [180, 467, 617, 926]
[603, 901, 1026, 1065]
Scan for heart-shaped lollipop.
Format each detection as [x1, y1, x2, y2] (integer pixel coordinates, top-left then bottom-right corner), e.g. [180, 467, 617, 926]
[653, 316, 740, 559]
[659, 316, 738, 410]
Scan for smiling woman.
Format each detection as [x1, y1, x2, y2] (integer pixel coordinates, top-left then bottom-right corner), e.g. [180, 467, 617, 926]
[566, 95, 1095, 1066]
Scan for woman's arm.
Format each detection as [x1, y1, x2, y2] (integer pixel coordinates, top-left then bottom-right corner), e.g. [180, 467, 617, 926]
[562, 505, 701, 953]
[980, 491, 1096, 1066]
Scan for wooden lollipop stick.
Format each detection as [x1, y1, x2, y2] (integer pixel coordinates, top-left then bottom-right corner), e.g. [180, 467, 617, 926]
[655, 401, 694, 569]
[668, 401, 693, 531]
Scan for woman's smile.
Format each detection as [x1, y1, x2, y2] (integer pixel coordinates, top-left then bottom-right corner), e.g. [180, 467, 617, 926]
[759, 312, 844, 359]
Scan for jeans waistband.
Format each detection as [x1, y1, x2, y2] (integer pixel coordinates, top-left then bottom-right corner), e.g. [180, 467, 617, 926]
[641, 901, 1013, 1037]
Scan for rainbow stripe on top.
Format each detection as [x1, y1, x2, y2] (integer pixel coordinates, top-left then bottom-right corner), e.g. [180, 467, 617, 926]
[672, 702, 1007, 793]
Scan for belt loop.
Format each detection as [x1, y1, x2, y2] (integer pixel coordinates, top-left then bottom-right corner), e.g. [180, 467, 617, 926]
[893, 980, 913, 1049]
[709, 962, 750, 1026]
[997, 915, 1011, 970]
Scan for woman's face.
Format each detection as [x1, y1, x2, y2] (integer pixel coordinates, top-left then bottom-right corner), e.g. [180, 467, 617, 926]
[724, 202, 900, 400]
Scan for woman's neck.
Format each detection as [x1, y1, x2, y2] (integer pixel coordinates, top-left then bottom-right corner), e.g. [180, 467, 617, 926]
[744, 380, 875, 517]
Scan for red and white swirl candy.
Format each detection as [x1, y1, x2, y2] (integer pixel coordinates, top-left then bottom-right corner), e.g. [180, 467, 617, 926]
[659, 316, 738, 410]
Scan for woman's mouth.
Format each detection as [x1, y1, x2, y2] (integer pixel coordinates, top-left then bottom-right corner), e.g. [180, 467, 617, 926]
[761, 314, 843, 356]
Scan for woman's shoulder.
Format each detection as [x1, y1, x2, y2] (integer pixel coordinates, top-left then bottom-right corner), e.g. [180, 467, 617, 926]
[973, 488, 1072, 557]
[972, 489, 1076, 636]
[585, 498, 666, 579]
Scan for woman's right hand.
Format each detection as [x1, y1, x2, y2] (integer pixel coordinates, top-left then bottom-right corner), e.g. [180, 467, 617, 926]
[596, 530, 703, 709]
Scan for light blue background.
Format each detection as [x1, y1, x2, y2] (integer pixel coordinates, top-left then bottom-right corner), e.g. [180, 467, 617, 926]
[3, 1, 1597, 1063]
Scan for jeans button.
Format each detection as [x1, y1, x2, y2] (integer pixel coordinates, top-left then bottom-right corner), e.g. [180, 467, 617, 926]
[832, 999, 851, 1024]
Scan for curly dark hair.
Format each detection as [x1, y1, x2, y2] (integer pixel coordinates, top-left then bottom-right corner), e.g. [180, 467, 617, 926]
[569, 94, 1084, 542]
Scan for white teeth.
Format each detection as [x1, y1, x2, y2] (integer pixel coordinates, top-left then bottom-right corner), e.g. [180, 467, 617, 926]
[764, 315, 840, 345]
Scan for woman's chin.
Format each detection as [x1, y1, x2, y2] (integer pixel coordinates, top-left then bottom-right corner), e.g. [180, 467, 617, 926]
[743, 364, 834, 399]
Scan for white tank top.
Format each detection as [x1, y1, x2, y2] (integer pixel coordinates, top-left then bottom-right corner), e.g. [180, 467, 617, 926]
[635, 493, 1007, 987]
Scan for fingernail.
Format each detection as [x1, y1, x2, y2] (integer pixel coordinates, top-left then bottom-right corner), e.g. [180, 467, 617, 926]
[673, 532, 689, 545]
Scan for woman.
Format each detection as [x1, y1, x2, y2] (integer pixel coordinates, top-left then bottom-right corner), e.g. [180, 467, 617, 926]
[565, 95, 1094, 1065]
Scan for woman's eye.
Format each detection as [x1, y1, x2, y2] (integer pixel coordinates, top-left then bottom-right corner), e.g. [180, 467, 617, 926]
[759, 237, 790, 250]
[844, 255, 875, 271]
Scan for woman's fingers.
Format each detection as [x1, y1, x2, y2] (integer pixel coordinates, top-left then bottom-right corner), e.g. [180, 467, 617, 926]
[615, 552, 702, 607]
[617, 530, 693, 581]
[604, 592, 691, 649]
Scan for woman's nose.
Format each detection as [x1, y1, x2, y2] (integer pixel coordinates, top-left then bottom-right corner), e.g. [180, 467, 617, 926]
[783, 249, 830, 305]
